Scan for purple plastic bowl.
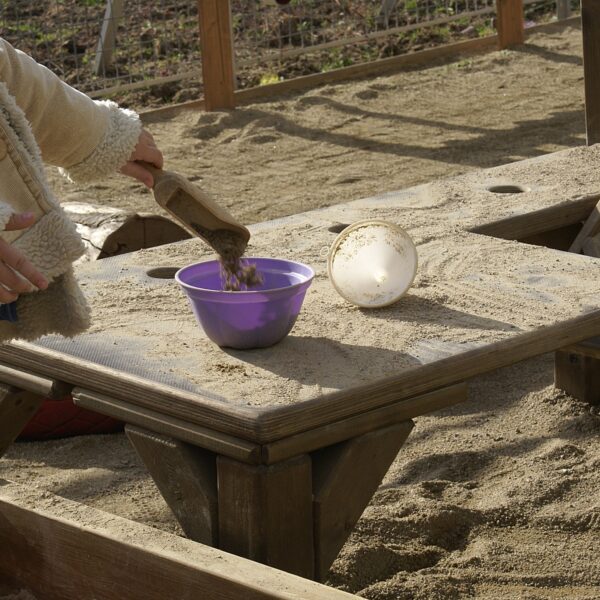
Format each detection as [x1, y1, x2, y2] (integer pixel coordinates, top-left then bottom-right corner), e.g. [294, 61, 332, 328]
[175, 257, 315, 349]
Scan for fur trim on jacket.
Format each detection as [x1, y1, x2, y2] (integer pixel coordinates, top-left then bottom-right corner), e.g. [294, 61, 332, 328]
[0, 78, 140, 342]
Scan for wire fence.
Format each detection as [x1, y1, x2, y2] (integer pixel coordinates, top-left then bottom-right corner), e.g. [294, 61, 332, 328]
[0, 0, 202, 102]
[0, 0, 579, 108]
[233, 0, 576, 84]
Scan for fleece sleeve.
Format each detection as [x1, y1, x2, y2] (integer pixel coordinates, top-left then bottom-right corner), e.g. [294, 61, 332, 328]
[0, 37, 141, 182]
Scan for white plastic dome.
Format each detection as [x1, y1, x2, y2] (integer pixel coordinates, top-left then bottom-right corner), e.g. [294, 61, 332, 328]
[327, 220, 418, 308]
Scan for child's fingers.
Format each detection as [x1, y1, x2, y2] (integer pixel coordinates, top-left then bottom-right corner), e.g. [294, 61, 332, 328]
[0, 239, 48, 291]
[120, 161, 154, 188]
[5, 211, 36, 231]
[132, 129, 163, 169]
[122, 161, 154, 187]
[121, 129, 164, 185]
[0, 259, 33, 295]
[138, 144, 163, 169]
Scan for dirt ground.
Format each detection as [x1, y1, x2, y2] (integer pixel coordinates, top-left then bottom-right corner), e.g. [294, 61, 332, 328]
[3, 20, 600, 600]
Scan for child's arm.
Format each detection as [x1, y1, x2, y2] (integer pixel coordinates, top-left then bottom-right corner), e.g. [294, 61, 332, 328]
[0, 37, 158, 184]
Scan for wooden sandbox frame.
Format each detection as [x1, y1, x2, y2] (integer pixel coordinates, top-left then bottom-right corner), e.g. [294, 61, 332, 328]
[0, 480, 358, 600]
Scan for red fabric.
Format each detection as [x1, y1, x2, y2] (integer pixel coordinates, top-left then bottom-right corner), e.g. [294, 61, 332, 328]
[19, 396, 123, 440]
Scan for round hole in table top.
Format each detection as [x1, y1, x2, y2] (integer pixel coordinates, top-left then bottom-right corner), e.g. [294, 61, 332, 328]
[328, 223, 350, 234]
[487, 184, 527, 194]
[146, 267, 180, 279]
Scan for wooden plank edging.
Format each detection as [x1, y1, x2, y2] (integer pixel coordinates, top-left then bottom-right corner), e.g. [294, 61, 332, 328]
[262, 383, 466, 464]
[0, 341, 262, 440]
[0, 481, 358, 600]
[73, 388, 262, 463]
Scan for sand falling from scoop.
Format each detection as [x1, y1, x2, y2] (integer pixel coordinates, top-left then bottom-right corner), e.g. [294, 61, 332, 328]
[192, 224, 262, 291]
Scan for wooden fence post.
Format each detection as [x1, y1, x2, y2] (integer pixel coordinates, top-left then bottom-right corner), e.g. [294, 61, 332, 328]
[582, 0, 600, 146]
[94, 0, 124, 76]
[556, 0, 571, 21]
[197, 0, 236, 111]
[496, 0, 524, 49]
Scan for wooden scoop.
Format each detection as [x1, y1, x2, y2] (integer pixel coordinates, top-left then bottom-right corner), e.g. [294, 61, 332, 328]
[139, 162, 250, 254]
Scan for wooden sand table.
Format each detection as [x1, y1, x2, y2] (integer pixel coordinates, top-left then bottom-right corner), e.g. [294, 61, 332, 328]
[2, 145, 600, 586]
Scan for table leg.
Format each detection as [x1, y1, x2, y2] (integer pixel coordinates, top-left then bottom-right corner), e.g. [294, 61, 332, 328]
[0, 384, 45, 458]
[217, 453, 314, 579]
[125, 425, 218, 545]
[555, 349, 600, 405]
[125, 419, 415, 581]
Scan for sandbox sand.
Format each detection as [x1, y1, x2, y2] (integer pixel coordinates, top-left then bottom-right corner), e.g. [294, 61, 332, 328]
[2, 22, 599, 600]
[47, 22, 586, 227]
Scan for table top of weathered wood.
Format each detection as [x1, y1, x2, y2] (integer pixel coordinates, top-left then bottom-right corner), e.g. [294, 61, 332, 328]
[2, 146, 600, 444]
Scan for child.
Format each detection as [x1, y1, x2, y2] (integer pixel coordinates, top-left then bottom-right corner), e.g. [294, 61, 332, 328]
[0, 37, 163, 341]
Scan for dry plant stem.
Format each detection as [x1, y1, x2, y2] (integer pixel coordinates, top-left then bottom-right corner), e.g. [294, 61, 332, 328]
[191, 225, 262, 291]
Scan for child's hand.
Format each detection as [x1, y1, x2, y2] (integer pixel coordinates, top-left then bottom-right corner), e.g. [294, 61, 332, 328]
[120, 129, 164, 188]
[0, 212, 49, 302]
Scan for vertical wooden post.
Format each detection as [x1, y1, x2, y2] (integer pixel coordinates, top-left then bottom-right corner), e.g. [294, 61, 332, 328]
[197, 0, 236, 111]
[217, 454, 314, 579]
[312, 420, 414, 580]
[94, 0, 125, 76]
[496, 0, 524, 49]
[582, 0, 600, 146]
[556, 0, 571, 21]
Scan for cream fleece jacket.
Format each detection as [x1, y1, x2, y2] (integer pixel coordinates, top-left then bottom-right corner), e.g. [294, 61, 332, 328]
[0, 37, 142, 341]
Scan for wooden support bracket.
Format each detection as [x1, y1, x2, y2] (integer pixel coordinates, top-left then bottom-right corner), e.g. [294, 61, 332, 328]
[125, 425, 219, 545]
[312, 420, 414, 580]
[582, 234, 600, 258]
[0, 385, 46, 458]
[568, 199, 600, 254]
